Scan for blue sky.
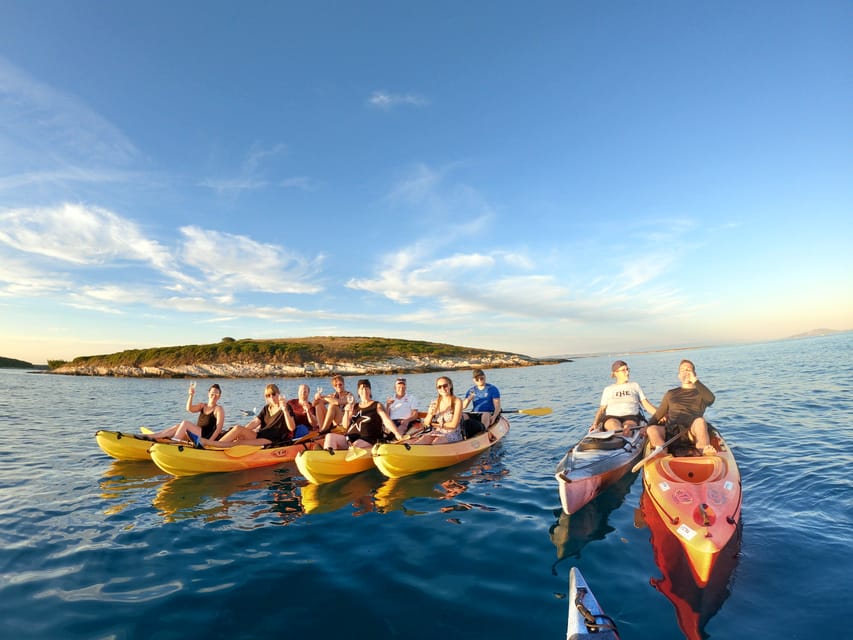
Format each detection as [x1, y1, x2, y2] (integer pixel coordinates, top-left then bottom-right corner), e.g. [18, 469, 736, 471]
[1, 1, 850, 364]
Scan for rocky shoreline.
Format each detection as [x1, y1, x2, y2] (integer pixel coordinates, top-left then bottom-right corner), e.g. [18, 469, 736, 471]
[49, 354, 566, 378]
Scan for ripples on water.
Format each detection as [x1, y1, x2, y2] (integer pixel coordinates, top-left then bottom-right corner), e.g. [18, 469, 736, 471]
[1, 334, 851, 639]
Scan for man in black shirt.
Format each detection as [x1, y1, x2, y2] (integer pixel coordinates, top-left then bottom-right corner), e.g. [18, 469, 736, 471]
[647, 360, 716, 455]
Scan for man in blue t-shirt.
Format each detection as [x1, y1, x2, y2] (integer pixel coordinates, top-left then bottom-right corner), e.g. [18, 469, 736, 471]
[462, 368, 502, 426]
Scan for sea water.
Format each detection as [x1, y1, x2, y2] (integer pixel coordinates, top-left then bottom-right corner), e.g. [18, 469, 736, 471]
[0, 333, 850, 639]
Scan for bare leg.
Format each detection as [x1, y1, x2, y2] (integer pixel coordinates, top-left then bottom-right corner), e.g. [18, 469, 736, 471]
[173, 423, 201, 441]
[647, 424, 665, 448]
[690, 417, 715, 454]
[147, 421, 192, 439]
[603, 417, 622, 431]
[323, 433, 348, 450]
[315, 402, 328, 429]
[321, 405, 342, 432]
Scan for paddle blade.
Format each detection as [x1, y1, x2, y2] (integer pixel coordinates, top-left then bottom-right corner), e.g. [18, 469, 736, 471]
[511, 407, 552, 416]
[345, 446, 371, 461]
[222, 445, 264, 458]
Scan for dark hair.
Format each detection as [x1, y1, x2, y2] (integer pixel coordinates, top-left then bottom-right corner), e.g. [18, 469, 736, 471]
[209, 384, 222, 393]
[357, 378, 371, 389]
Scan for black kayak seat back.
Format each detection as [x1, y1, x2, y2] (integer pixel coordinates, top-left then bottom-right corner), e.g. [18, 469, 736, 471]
[576, 435, 629, 452]
[462, 414, 486, 439]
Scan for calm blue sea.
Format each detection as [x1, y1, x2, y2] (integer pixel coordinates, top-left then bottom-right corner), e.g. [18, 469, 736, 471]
[1, 334, 851, 640]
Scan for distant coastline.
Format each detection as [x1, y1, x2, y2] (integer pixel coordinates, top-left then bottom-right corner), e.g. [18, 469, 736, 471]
[40, 336, 567, 378]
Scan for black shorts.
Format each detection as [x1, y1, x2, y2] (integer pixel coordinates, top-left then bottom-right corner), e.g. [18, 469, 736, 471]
[604, 414, 642, 425]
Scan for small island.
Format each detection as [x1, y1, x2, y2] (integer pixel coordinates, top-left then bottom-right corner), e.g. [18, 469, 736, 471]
[46, 336, 567, 378]
[0, 356, 46, 370]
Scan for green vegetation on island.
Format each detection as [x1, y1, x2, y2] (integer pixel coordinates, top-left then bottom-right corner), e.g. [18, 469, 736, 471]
[0, 356, 44, 369]
[49, 336, 562, 372]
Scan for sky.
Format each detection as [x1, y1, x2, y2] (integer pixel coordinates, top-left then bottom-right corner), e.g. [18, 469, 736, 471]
[1, 1, 851, 364]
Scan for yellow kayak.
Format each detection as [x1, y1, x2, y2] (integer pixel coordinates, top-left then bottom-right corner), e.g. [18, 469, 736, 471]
[148, 435, 320, 477]
[95, 429, 165, 461]
[295, 447, 377, 485]
[372, 415, 510, 479]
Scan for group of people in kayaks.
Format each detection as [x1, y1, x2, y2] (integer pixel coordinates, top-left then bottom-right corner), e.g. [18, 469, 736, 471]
[589, 358, 717, 456]
[143, 368, 503, 453]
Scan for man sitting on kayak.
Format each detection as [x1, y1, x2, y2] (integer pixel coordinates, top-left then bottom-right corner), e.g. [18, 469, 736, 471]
[589, 360, 657, 436]
[647, 359, 716, 456]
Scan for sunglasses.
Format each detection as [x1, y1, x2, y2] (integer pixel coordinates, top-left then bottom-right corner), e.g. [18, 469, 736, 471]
[265, 392, 279, 398]
[436, 383, 450, 390]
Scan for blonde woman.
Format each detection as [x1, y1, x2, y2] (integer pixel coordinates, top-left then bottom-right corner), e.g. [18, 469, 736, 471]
[410, 376, 464, 445]
[210, 383, 296, 448]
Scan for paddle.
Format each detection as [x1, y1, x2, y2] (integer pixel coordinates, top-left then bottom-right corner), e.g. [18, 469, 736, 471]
[631, 428, 688, 473]
[219, 431, 323, 458]
[504, 407, 552, 416]
[345, 446, 372, 461]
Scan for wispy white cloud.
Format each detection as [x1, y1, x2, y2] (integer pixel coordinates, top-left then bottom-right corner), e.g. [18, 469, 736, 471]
[0, 204, 176, 271]
[199, 142, 289, 195]
[368, 90, 428, 110]
[178, 225, 324, 295]
[0, 57, 139, 172]
[280, 176, 319, 191]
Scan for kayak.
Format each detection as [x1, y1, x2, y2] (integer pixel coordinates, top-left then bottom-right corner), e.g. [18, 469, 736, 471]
[555, 428, 646, 515]
[371, 415, 510, 479]
[95, 429, 167, 461]
[642, 490, 741, 640]
[295, 446, 377, 485]
[641, 427, 742, 586]
[148, 435, 320, 477]
[567, 566, 621, 640]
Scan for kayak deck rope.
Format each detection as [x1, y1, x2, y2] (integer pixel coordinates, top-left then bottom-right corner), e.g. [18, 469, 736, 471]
[575, 587, 620, 635]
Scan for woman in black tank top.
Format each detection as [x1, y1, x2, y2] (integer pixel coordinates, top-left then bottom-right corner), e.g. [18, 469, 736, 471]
[215, 383, 299, 448]
[322, 379, 405, 451]
[146, 383, 224, 444]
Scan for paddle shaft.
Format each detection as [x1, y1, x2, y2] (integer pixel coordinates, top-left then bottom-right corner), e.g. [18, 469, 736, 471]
[631, 427, 688, 473]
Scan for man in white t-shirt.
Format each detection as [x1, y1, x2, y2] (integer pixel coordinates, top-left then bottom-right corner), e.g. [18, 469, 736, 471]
[589, 360, 657, 435]
[385, 377, 419, 435]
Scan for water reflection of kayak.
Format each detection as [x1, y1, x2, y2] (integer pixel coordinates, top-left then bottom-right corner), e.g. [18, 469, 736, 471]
[550, 470, 635, 573]
[641, 490, 742, 640]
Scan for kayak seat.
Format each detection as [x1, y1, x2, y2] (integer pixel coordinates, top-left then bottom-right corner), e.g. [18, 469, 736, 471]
[577, 436, 628, 452]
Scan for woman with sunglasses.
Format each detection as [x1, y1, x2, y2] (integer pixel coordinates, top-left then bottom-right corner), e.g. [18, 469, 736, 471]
[146, 383, 225, 444]
[410, 376, 464, 444]
[210, 383, 299, 448]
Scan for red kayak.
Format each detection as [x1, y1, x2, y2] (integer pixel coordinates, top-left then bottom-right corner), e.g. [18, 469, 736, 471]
[640, 427, 742, 586]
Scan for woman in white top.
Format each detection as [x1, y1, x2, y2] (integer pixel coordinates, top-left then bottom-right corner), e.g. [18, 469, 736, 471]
[589, 360, 657, 436]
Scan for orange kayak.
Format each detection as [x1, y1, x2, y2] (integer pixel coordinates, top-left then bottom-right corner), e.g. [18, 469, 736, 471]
[641, 427, 742, 586]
